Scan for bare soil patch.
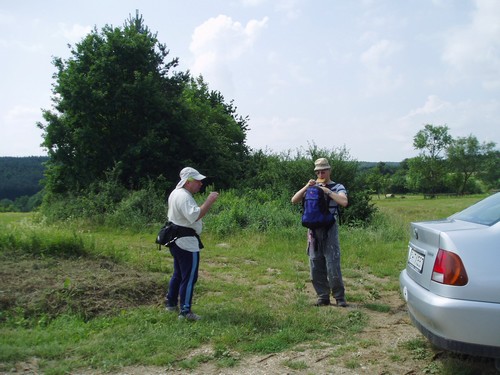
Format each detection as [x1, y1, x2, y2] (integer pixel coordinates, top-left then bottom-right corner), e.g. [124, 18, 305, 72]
[0, 255, 164, 321]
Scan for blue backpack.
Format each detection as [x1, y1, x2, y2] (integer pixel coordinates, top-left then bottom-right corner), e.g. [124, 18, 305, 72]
[301, 185, 336, 229]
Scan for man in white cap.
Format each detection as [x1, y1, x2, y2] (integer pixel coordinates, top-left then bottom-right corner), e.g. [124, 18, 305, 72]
[165, 167, 219, 321]
[291, 158, 349, 307]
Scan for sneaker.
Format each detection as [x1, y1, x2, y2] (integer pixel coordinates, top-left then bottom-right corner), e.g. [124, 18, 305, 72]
[165, 305, 178, 312]
[336, 299, 347, 308]
[178, 312, 201, 321]
[314, 300, 331, 307]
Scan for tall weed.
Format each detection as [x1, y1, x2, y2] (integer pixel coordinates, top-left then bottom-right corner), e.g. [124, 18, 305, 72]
[0, 223, 88, 258]
[107, 185, 166, 229]
[206, 189, 299, 236]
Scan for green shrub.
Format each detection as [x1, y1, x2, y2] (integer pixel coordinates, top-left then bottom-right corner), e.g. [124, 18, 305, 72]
[107, 183, 166, 229]
[38, 145, 378, 229]
[206, 189, 299, 236]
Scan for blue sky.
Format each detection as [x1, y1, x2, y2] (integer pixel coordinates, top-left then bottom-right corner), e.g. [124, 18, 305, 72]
[1, 0, 499, 161]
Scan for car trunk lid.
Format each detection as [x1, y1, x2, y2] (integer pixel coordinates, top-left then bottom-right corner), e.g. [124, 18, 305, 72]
[408, 221, 476, 288]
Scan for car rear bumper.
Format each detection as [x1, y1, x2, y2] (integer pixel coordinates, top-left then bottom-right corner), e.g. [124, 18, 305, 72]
[400, 269, 500, 358]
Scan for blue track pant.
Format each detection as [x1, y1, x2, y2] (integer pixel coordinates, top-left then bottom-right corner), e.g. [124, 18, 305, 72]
[166, 242, 200, 314]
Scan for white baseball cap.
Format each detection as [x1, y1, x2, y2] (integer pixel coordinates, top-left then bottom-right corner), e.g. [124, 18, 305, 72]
[176, 167, 206, 189]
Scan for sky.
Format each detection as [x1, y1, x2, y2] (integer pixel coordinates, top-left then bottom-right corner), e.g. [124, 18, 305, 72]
[1, 0, 499, 162]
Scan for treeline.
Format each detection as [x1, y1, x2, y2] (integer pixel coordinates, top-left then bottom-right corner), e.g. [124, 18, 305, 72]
[0, 157, 47, 199]
[0, 157, 47, 212]
[362, 125, 499, 198]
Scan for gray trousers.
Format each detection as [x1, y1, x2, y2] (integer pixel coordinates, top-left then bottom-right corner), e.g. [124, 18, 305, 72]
[307, 221, 345, 301]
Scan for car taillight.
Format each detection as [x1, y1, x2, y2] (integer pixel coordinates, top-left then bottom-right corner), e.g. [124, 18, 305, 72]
[431, 249, 468, 286]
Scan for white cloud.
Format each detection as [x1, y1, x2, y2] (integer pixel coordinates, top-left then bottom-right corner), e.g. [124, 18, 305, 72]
[392, 95, 453, 156]
[395, 94, 499, 157]
[190, 15, 268, 64]
[360, 39, 398, 65]
[406, 95, 451, 117]
[189, 15, 268, 93]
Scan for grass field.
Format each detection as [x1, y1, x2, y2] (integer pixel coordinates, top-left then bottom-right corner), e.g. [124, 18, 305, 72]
[1, 194, 496, 375]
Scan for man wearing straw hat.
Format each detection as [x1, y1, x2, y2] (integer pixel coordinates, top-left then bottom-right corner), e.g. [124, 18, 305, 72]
[291, 158, 349, 307]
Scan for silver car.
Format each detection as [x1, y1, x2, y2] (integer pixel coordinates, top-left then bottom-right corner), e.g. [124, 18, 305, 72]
[400, 192, 500, 369]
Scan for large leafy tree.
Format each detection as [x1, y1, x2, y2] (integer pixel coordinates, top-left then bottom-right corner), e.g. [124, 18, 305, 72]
[409, 124, 453, 196]
[447, 135, 497, 194]
[39, 14, 186, 193]
[38, 13, 248, 194]
[178, 76, 249, 189]
[364, 162, 394, 198]
[481, 150, 500, 190]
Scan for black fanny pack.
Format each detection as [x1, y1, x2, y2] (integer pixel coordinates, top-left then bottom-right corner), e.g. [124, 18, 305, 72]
[156, 222, 204, 249]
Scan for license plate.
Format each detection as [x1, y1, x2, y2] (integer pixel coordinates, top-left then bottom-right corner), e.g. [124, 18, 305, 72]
[408, 247, 424, 273]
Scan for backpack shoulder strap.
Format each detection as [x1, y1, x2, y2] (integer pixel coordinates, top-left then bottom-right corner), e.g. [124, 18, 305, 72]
[327, 181, 338, 190]
[326, 182, 337, 201]
[326, 182, 345, 224]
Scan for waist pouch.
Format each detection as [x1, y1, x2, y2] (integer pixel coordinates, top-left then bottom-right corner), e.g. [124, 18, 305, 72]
[166, 223, 204, 249]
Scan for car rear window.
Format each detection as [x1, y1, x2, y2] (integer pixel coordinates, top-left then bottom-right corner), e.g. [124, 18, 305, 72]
[449, 193, 500, 226]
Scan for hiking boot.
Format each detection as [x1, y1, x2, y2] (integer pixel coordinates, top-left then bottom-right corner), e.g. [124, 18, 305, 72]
[165, 305, 178, 312]
[178, 312, 201, 321]
[314, 299, 331, 307]
[336, 299, 347, 308]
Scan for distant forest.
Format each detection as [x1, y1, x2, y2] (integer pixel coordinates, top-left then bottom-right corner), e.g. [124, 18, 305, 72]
[0, 157, 47, 200]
